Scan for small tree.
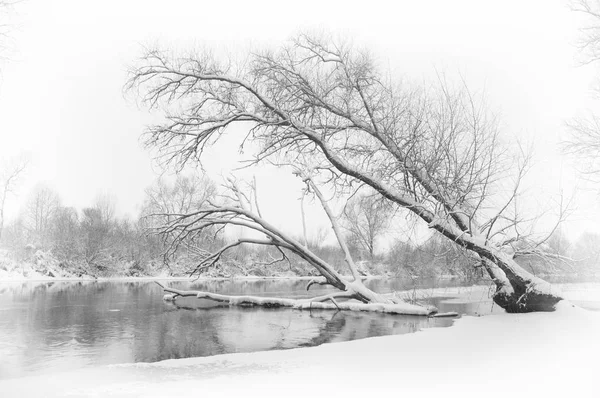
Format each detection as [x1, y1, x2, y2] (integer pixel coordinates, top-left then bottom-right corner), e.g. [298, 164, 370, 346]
[80, 207, 109, 271]
[343, 193, 393, 260]
[23, 184, 60, 247]
[79, 194, 117, 274]
[572, 232, 600, 273]
[141, 174, 218, 271]
[142, 174, 216, 220]
[50, 206, 80, 261]
[93, 192, 116, 228]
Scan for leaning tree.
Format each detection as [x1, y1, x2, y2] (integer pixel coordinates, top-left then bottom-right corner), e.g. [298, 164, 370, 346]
[129, 33, 565, 313]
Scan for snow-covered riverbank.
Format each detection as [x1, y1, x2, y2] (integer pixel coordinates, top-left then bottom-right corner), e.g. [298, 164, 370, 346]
[1, 297, 598, 398]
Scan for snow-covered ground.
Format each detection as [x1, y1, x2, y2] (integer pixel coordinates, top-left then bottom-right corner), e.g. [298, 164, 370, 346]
[395, 282, 600, 306]
[1, 286, 599, 398]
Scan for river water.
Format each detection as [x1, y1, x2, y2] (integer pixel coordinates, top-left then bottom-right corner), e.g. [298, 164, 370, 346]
[0, 278, 505, 379]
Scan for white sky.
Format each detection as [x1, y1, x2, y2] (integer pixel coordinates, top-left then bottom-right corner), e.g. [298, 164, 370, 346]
[0, 0, 599, 243]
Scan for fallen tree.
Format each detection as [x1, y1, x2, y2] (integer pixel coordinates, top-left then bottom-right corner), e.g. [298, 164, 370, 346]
[152, 176, 437, 316]
[130, 33, 566, 312]
[156, 282, 435, 316]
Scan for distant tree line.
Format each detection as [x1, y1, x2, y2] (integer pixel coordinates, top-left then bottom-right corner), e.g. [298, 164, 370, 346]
[0, 184, 160, 277]
[1, 169, 596, 280]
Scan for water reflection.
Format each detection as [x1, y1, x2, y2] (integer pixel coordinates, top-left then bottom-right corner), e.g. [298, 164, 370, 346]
[0, 279, 470, 379]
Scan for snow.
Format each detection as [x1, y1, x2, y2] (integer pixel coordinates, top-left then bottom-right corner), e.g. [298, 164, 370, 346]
[1, 293, 599, 397]
[394, 282, 600, 304]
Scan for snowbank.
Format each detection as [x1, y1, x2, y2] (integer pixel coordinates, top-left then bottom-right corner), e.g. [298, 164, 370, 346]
[1, 300, 598, 397]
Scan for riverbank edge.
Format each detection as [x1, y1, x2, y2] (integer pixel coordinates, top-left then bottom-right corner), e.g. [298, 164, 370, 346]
[0, 299, 598, 397]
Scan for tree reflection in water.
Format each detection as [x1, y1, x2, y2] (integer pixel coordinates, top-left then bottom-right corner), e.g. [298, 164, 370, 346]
[0, 279, 475, 379]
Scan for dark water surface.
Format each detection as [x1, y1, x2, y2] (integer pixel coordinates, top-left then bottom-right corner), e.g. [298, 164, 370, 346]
[0, 278, 497, 379]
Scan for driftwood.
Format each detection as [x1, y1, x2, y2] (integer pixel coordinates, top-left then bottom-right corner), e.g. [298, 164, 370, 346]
[431, 312, 459, 318]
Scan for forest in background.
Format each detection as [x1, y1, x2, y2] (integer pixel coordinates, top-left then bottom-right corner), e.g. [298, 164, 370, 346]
[0, 171, 596, 281]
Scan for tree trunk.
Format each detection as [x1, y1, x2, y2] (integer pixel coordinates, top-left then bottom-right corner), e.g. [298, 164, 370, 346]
[489, 257, 563, 313]
[477, 248, 563, 313]
[428, 221, 565, 313]
[155, 282, 437, 316]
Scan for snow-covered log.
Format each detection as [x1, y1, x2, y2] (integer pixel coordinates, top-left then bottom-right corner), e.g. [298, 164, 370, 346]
[155, 282, 436, 316]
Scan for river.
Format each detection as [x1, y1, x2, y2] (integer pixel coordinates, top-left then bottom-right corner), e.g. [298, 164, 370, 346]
[0, 277, 538, 379]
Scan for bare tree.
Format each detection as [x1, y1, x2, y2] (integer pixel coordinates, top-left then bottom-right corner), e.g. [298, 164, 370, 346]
[141, 174, 217, 267]
[80, 207, 106, 271]
[50, 206, 80, 260]
[565, 1, 600, 178]
[0, 156, 27, 242]
[142, 174, 216, 220]
[129, 34, 565, 312]
[343, 192, 393, 260]
[77, 193, 118, 273]
[307, 226, 329, 251]
[564, 114, 600, 180]
[387, 233, 482, 280]
[93, 192, 116, 228]
[572, 231, 600, 273]
[571, 0, 600, 64]
[24, 184, 60, 247]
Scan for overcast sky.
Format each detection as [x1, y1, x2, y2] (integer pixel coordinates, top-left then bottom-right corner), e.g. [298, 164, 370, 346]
[0, 0, 598, 243]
